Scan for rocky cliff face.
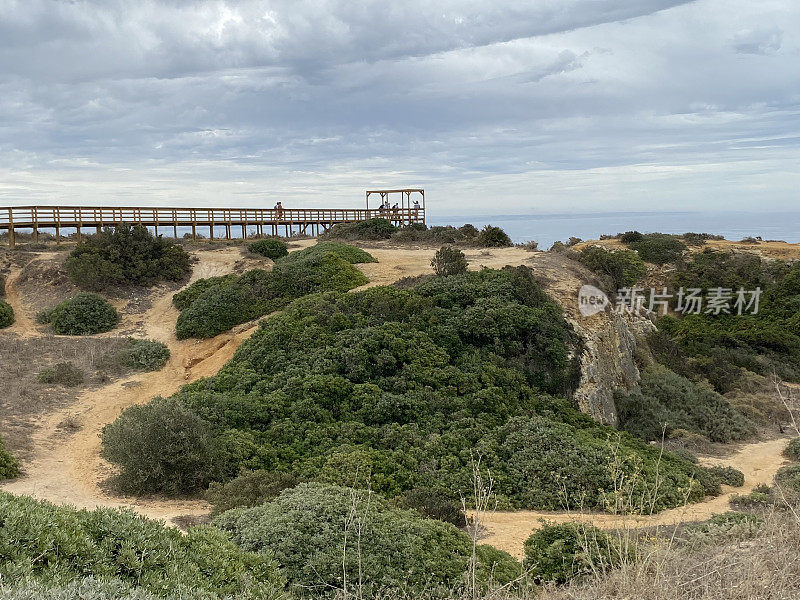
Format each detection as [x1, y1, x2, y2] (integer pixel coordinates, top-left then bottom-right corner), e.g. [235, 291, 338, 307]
[570, 312, 654, 426]
[529, 252, 653, 426]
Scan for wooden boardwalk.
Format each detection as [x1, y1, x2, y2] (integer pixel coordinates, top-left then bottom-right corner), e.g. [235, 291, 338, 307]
[0, 202, 426, 247]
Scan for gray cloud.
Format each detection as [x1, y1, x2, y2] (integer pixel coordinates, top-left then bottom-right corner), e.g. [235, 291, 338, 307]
[0, 0, 798, 214]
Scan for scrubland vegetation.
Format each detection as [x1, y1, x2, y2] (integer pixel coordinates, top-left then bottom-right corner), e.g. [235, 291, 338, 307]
[65, 224, 191, 291]
[0, 436, 19, 479]
[174, 242, 372, 339]
[37, 292, 120, 335]
[248, 238, 289, 260]
[321, 218, 512, 247]
[104, 266, 723, 515]
[0, 299, 13, 328]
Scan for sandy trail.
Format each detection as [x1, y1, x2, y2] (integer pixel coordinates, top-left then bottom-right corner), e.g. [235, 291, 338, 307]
[474, 436, 791, 559]
[4, 265, 41, 336]
[1, 242, 794, 537]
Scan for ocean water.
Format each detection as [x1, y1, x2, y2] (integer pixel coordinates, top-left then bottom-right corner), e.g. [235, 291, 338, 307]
[428, 211, 800, 249]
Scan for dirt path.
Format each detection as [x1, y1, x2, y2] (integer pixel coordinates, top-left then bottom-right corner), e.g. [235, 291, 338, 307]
[4, 265, 41, 336]
[1, 247, 258, 522]
[474, 436, 791, 559]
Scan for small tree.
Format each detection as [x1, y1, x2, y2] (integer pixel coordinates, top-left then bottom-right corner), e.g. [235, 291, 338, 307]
[431, 245, 469, 277]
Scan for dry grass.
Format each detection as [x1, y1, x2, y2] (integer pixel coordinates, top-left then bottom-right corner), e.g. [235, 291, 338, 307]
[539, 509, 800, 600]
[0, 333, 130, 460]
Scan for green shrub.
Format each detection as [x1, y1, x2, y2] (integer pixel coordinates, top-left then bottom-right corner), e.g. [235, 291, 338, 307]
[100, 397, 234, 495]
[785, 437, 800, 461]
[399, 487, 464, 526]
[459, 223, 479, 238]
[37, 362, 85, 386]
[431, 245, 468, 277]
[43, 293, 120, 335]
[248, 239, 288, 260]
[622, 233, 687, 265]
[116, 338, 170, 372]
[214, 483, 513, 594]
[65, 223, 191, 291]
[0, 492, 285, 598]
[205, 470, 299, 516]
[614, 367, 754, 443]
[176, 254, 368, 339]
[0, 273, 5, 297]
[523, 522, 632, 584]
[475, 545, 523, 587]
[277, 241, 377, 265]
[706, 465, 745, 487]
[320, 218, 398, 241]
[619, 231, 643, 243]
[0, 436, 19, 480]
[776, 464, 800, 494]
[683, 511, 763, 547]
[172, 274, 237, 311]
[0, 299, 14, 328]
[477, 225, 512, 247]
[578, 246, 647, 290]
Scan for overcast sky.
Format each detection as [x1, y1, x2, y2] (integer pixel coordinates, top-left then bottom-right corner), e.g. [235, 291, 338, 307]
[0, 0, 798, 215]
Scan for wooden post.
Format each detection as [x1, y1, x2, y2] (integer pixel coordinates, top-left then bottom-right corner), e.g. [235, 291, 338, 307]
[7, 208, 14, 248]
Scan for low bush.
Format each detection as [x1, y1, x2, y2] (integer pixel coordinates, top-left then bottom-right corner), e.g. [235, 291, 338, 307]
[116, 338, 170, 371]
[176, 250, 369, 339]
[730, 484, 773, 508]
[578, 246, 647, 290]
[41, 293, 120, 335]
[523, 522, 632, 584]
[214, 483, 520, 594]
[784, 437, 800, 461]
[683, 511, 763, 548]
[37, 362, 85, 386]
[0, 273, 5, 297]
[0, 299, 14, 328]
[775, 464, 800, 495]
[622, 232, 687, 265]
[706, 465, 745, 487]
[205, 470, 300, 516]
[248, 238, 288, 260]
[477, 225, 512, 247]
[100, 397, 236, 495]
[619, 231, 643, 244]
[172, 274, 237, 311]
[431, 245, 469, 277]
[277, 241, 377, 265]
[320, 217, 399, 241]
[65, 223, 191, 291]
[0, 492, 285, 598]
[399, 487, 465, 526]
[614, 367, 754, 443]
[0, 436, 19, 480]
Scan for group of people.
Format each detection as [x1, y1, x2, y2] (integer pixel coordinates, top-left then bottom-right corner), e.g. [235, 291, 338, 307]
[377, 200, 421, 213]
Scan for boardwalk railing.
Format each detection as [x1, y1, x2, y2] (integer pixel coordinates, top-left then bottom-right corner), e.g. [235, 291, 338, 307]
[0, 205, 426, 247]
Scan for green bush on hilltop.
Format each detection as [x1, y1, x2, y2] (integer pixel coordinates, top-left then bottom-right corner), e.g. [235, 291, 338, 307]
[321, 217, 514, 247]
[620, 232, 687, 265]
[0, 492, 285, 598]
[248, 238, 288, 260]
[320, 217, 399, 241]
[477, 225, 512, 247]
[39, 292, 120, 335]
[65, 223, 191, 291]
[214, 483, 520, 594]
[578, 246, 647, 290]
[0, 436, 19, 480]
[0, 299, 14, 328]
[174, 242, 372, 339]
[431, 245, 468, 276]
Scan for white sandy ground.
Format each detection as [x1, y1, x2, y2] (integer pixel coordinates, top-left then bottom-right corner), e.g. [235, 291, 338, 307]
[0, 240, 795, 557]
